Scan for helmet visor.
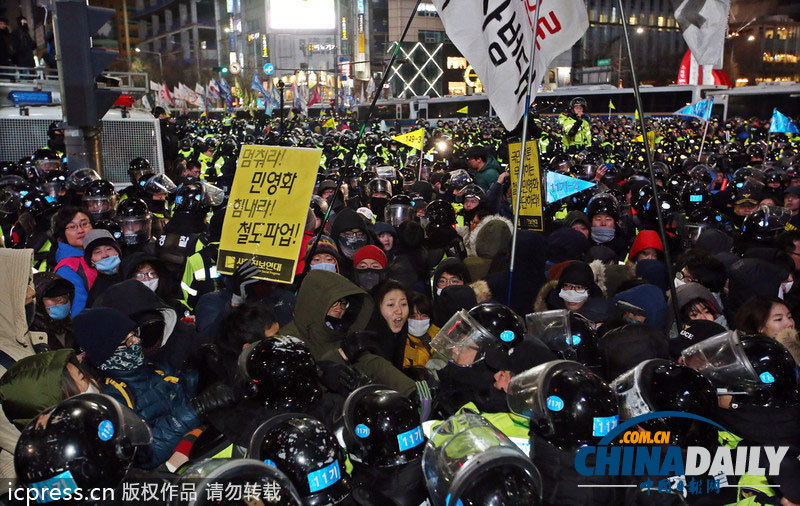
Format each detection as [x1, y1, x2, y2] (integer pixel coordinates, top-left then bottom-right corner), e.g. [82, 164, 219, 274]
[430, 310, 494, 366]
[526, 310, 571, 344]
[610, 362, 652, 421]
[79, 393, 152, 446]
[82, 195, 117, 215]
[66, 169, 101, 191]
[117, 216, 152, 245]
[201, 182, 226, 206]
[384, 204, 414, 227]
[143, 174, 177, 195]
[679, 330, 760, 390]
[34, 159, 62, 172]
[506, 360, 579, 419]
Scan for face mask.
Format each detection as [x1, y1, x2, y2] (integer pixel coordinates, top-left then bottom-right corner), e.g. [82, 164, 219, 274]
[142, 278, 159, 292]
[408, 318, 430, 337]
[47, 302, 71, 320]
[85, 383, 100, 394]
[25, 300, 36, 328]
[590, 226, 615, 243]
[355, 268, 386, 291]
[338, 235, 368, 259]
[99, 342, 144, 371]
[436, 287, 443, 296]
[370, 197, 389, 219]
[95, 255, 121, 275]
[310, 262, 338, 273]
[325, 315, 347, 332]
[559, 289, 589, 304]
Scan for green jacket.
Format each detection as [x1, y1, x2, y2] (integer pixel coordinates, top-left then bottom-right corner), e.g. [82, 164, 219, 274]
[475, 156, 502, 192]
[0, 349, 74, 429]
[558, 113, 592, 150]
[280, 270, 416, 396]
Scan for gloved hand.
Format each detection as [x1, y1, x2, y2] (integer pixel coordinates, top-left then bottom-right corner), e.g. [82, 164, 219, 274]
[317, 360, 363, 395]
[191, 382, 237, 417]
[340, 330, 382, 363]
[568, 118, 582, 137]
[414, 380, 433, 422]
[230, 259, 259, 305]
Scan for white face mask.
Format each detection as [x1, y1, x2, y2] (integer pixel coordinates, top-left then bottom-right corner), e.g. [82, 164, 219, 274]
[85, 383, 100, 394]
[559, 289, 589, 304]
[408, 318, 430, 337]
[142, 278, 159, 292]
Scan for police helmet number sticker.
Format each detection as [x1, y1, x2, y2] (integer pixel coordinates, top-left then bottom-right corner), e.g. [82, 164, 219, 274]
[307, 460, 341, 493]
[759, 371, 775, 383]
[593, 415, 619, 437]
[546, 395, 564, 411]
[568, 334, 582, 346]
[355, 424, 370, 438]
[263, 459, 277, 467]
[98, 420, 114, 441]
[445, 493, 464, 506]
[500, 330, 515, 342]
[28, 470, 78, 504]
[397, 425, 424, 452]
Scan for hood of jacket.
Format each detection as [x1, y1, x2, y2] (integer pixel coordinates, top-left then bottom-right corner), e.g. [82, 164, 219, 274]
[281, 270, 374, 359]
[0, 349, 74, 429]
[329, 207, 370, 243]
[432, 258, 472, 298]
[667, 282, 718, 327]
[120, 252, 167, 280]
[54, 240, 84, 262]
[0, 248, 36, 354]
[466, 214, 513, 259]
[92, 279, 177, 348]
[613, 284, 668, 331]
[727, 258, 787, 318]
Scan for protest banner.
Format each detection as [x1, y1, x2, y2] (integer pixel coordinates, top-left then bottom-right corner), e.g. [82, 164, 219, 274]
[508, 141, 543, 231]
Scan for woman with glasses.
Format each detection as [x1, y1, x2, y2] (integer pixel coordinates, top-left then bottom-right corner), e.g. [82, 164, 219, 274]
[120, 252, 185, 316]
[51, 206, 95, 318]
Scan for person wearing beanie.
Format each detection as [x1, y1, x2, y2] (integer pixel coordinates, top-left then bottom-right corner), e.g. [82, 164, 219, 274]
[73, 307, 201, 470]
[305, 235, 342, 274]
[374, 221, 397, 259]
[353, 244, 388, 291]
[83, 229, 124, 307]
[628, 230, 664, 263]
[52, 207, 96, 318]
[540, 260, 603, 312]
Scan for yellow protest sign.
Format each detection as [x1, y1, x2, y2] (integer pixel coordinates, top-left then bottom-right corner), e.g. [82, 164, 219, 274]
[217, 145, 320, 284]
[323, 118, 336, 128]
[508, 142, 543, 231]
[392, 128, 425, 151]
[457, 106, 468, 114]
[634, 131, 656, 150]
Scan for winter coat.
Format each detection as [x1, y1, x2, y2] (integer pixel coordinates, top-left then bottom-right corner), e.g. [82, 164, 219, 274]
[280, 270, 416, 396]
[431, 257, 472, 302]
[329, 207, 376, 279]
[725, 258, 787, 321]
[474, 156, 502, 192]
[464, 215, 513, 281]
[54, 241, 96, 318]
[0, 349, 74, 430]
[100, 361, 200, 469]
[0, 28, 11, 66]
[11, 24, 35, 67]
[85, 271, 123, 308]
[93, 279, 200, 370]
[628, 229, 663, 260]
[0, 249, 48, 490]
[485, 230, 547, 317]
[613, 284, 668, 332]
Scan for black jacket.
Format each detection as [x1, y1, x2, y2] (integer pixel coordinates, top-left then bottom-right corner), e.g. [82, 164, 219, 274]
[11, 24, 35, 67]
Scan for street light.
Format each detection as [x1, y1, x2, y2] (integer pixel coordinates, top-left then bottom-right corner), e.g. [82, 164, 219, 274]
[636, 27, 644, 34]
[135, 47, 163, 78]
[747, 35, 756, 41]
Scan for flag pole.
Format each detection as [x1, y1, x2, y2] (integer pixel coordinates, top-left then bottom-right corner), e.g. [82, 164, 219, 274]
[698, 116, 711, 160]
[418, 129, 425, 181]
[508, 0, 543, 306]
[617, 0, 682, 328]
[302, 0, 422, 277]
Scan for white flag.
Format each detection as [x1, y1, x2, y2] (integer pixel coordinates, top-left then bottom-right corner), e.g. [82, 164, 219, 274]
[432, 0, 588, 130]
[674, 0, 729, 68]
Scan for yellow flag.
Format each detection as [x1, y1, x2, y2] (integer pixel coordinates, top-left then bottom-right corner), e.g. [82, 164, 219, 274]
[457, 105, 469, 114]
[635, 109, 640, 120]
[608, 100, 615, 110]
[392, 128, 425, 151]
[634, 131, 656, 149]
[323, 118, 336, 128]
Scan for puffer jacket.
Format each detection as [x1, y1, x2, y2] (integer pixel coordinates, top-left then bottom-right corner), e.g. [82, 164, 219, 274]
[280, 270, 416, 395]
[0, 248, 48, 492]
[101, 361, 199, 469]
[464, 214, 513, 281]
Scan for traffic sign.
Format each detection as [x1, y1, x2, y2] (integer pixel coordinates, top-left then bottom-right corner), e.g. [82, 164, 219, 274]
[597, 59, 611, 66]
[264, 63, 275, 75]
[230, 62, 242, 74]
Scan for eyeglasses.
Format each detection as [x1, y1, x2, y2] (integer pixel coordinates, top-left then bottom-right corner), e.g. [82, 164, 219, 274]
[341, 230, 365, 240]
[675, 271, 695, 282]
[135, 271, 158, 280]
[562, 283, 588, 294]
[437, 276, 463, 288]
[65, 220, 91, 232]
[331, 298, 350, 310]
[118, 330, 140, 349]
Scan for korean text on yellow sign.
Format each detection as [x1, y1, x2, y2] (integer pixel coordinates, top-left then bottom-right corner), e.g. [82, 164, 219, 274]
[508, 141, 543, 231]
[217, 145, 320, 283]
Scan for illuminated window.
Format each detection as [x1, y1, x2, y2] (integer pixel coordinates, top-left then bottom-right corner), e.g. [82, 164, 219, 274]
[599, 14, 608, 23]
[448, 82, 466, 95]
[765, 29, 774, 39]
[657, 16, 664, 27]
[589, 9, 595, 21]
[735, 78, 749, 87]
[611, 7, 616, 23]
[446, 57, 467, 70]
[667, 17, 675, 27]
[629, 15, 637, 24]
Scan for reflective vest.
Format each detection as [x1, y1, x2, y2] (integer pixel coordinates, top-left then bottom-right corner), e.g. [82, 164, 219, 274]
[558, 114, 592, 151]
[179, 242, 221, 311]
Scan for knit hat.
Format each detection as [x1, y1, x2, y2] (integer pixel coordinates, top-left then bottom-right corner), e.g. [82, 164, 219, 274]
[82, 229, 121, 264]
[73, 307, 137, 367]
[305, 235, 341, 266]
[353, 245, 387, 269]
[373, 221, 396, 238]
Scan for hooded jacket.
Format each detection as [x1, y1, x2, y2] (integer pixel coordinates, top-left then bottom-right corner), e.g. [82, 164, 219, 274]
[280, 270, 415, 395]
[329, 208, 374, 278]
[613, 284, 668, 332]
[665, 282, 719, 330]
[54, 241, 96, 318]
[93, 279, 197, 370]
[464, 215, 513, 281]
[628, 230, 663, 261]
[431, 257, 472, 301]
[0, 248, 48, 490]
[31, 272, 75, 350]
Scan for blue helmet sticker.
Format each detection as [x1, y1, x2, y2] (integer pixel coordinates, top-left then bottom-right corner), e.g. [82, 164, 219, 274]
[307, 460, 341, 493]
[355, 424, 370, 438]
[499, 330, 515, 342]
[97, 420, 114, 441]
[263, 459, 277, 467]
[568, 334, 582, 346]
[174, 196, 183, 205]
[445, 493, 464, 506]
[759, 371, 775, 384]
[546, 395, 564, 411]
[397, 426, 424, 452]
[592, 415, 619, 436]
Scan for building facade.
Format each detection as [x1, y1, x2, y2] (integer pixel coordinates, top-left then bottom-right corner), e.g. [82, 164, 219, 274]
[725, 15, 800, 86]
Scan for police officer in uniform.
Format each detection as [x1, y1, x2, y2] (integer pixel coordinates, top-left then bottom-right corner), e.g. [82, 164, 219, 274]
[559, 97, 592, 152]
